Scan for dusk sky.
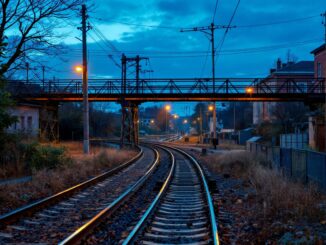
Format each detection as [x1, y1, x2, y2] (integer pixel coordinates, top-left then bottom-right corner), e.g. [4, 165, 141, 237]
[24, 0, 326, 114]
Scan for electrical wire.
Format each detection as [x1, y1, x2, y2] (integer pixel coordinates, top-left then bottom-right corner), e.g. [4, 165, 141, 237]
[212, 0, 219, 23]
[93, 14, 319, 30]
[215, 0, 241, 61]
[64, 37, 322, 58]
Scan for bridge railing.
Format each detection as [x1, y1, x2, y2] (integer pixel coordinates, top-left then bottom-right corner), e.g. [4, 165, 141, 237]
[5, 77, 325, 96]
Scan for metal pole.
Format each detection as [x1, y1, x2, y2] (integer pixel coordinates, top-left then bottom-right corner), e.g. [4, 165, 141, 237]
[26, 62, 29, 83]
[81, 4, 89, 154]
[165, 110, 168, 134]
[323, 11, 326, 151]
[42, 66, 45, 89]
[200, 106, 203, 144]
[136, 55, 140, 94]
[233, 102, 236, 132]
[211, 23, 217, 144]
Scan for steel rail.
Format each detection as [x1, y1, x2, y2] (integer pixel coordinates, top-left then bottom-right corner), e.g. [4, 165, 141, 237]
[122, 145, 175, 245]
[58, 145, 161, 245]
[123, 144, 219, 245]
[0, 145, 143, 228]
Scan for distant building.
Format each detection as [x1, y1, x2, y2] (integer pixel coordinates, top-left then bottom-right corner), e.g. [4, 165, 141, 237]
[309, 44, 326, 151]
[6, 104, 40, 137]
[253, 59, 314, 124]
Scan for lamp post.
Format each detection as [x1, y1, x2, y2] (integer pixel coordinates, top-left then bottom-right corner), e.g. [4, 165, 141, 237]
[165, 105, 171, 134]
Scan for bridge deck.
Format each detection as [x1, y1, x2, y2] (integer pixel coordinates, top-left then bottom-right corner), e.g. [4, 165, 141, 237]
[6, 77, 326, 103]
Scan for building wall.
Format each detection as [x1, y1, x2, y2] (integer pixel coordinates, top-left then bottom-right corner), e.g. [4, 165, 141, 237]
[309, 116, 325, 152]
[6, 105, 39, 137]
[314, 49, 326, 79]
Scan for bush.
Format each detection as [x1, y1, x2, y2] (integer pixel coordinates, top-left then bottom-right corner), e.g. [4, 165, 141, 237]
[27, 144, 68, 171]
[0, 137, 69, 178]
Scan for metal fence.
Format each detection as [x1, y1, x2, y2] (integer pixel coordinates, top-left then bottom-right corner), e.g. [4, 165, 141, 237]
[247, 142, 326, 191]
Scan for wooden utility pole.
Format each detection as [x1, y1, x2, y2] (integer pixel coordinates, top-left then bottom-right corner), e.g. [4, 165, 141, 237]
[81, 4, 89, 154]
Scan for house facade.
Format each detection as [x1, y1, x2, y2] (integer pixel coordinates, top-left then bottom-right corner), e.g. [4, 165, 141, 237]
[6, 104, 40, 137]
[309, 44, 326, 151]
[253, 59, 314, 125]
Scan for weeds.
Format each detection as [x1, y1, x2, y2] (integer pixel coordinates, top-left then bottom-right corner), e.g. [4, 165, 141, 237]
[202, 151, 325, 221]
[0, 146, 137, 214]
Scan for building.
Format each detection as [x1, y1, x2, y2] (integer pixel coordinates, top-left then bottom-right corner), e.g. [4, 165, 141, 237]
[6, 102, 59, 142]
[253, 59, 314, 124]
[311, 44, 326, 79]
[6, 104, 40, 137]
[309, 44, 326, 151]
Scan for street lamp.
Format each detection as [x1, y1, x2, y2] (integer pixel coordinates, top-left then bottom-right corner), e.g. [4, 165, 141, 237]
[165, 105, 171, 134]
[208, 104, 214, 111]
[74, 65, 83, 74]
[246, 87, 253, 94]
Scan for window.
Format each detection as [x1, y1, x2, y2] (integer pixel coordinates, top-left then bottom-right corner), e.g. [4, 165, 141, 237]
[20, 116, 25, 130]
[317, 62, 322, 78]
[27, 116, 33, 130]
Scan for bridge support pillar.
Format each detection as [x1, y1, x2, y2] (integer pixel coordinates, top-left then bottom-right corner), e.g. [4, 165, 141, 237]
[120, 101, 139, 148]
[39, 103, 59, 143]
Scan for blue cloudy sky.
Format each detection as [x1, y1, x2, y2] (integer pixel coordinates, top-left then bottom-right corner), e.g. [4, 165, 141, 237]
[27, 0, 325, 115]
[46, 0, 326, 80]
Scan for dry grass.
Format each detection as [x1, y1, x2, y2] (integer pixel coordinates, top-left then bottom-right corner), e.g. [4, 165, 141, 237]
[202, 151, 326, 221]
[216, 143, 246, 151]
[0, 147, 137, 214]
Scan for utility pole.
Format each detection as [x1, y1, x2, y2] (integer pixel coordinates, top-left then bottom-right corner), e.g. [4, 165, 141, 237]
[181, 23, 236, 147]
[26, 62, 29, 83]
[136, 55, 140, 93]
[322, 11, 326, 152]
[80, 4, 90, 154]
[42, 65, 45, 89]
[322, 11, 326, 43]
[121, 54, 149, 93]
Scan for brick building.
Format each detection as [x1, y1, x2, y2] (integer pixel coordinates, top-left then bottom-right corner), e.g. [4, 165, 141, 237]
[253, 59, 314, 124]
[309, 44, 326, 151]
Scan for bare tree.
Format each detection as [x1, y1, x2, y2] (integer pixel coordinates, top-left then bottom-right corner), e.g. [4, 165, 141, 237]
[0, 0, 83, 75]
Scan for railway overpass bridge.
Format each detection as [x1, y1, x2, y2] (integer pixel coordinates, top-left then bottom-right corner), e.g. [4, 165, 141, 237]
[6, 77, 326, 145]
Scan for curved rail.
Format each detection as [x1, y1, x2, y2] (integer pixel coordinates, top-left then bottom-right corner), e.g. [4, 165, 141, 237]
[123, 144, 219, 245]
[122, 145, 176, 244]
[0, 145, 143, 227]
[59, 146, 161, 245]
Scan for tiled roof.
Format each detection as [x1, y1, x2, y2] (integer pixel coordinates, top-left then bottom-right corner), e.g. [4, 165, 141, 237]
[311, 44, 326, 55]
[273, 61, 314, 75]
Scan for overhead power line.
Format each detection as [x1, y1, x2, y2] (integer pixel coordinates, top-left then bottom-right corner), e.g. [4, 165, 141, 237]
[212, 0, 219, 23]
[93, 14, 319, 30]
[215, 0, 241, 60]
[66, 37, 322, 58]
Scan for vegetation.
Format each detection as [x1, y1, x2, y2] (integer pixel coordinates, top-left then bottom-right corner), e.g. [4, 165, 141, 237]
[59, 103, 122, 140]
[0, 138, 69, 179]
[0, 145, 137, 214]
[201, 151, 325, 221]
[0, 0, 83, 74]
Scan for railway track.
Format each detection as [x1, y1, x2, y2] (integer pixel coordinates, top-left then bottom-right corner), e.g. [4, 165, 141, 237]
[123, 145, 219, 245]
[0, 144, 219, 244]
[0, 145, 158, 244]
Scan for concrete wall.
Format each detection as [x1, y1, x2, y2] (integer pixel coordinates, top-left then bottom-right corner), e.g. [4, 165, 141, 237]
[7, 105, 39, 137]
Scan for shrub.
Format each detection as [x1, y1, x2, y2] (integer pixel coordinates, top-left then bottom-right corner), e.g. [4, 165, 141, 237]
[27, 144, 68, 171]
